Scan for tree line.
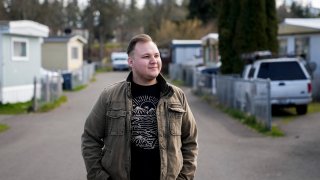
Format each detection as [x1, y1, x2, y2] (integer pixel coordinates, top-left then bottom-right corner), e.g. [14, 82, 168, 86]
[0, 0, 318, 73]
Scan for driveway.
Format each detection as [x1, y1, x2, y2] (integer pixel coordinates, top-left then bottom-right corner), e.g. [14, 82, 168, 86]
[0, 72, 319, 180]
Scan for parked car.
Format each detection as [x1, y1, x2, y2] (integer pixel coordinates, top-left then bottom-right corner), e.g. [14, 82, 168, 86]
[242, 57, 312, 115]
[111, 52, 129, 71]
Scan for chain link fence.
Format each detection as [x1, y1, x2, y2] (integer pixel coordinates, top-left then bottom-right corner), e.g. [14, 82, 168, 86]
[32, 73, 63, 111]
[62, 63, 95, 90]
[193, 72, 272, 129]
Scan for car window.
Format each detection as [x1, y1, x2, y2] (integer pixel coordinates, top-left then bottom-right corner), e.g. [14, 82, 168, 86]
[257, 61, 306, 80]
[248, 68, 255, 78]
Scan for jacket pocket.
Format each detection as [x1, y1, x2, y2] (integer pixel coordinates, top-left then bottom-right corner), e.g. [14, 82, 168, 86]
[168, 103, 185, 136]
[101, 147, 112, 171]
[106, 110, 126, 135]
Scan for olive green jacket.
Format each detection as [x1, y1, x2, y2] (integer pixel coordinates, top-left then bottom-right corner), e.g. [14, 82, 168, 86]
[81, 73, 198, 180]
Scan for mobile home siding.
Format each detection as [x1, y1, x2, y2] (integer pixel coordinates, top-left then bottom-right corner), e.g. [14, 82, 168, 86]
[2, 34, 41, 87]
[42, 42, 68, 71]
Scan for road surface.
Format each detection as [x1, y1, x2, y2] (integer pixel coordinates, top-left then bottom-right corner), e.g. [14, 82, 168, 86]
[0, 72, 319, 180]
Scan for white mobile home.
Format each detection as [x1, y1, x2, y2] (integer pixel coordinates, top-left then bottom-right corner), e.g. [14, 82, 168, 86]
[171, 39, 202, 64]
[201, 33, 220, 68]
[169, 40, 202, 81]
[0, 20, 49, 103]
[278, 18, 320, 100]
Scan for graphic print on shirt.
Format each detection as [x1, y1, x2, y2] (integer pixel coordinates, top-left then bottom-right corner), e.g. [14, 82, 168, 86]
[132, 95, 159, 150]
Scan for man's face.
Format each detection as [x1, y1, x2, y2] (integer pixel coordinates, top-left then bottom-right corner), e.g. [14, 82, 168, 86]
[128, 41, 162, 85]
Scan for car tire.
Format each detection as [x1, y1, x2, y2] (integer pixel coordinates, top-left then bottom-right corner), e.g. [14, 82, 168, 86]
[296, 104, 307, 115]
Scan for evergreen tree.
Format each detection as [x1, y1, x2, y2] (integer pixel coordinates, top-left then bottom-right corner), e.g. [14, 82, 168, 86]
[65, 0, 81, 29]
[218, 0, 241, 73]
[48, 0, 66, 35]
[188, 0, 219, 24]
[219, 0, 278, 74]
[265, 0, 278, 54]
[6, 0, 41, 20]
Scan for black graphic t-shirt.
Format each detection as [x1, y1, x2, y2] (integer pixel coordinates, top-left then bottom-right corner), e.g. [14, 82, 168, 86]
[130, 81, 161, 180]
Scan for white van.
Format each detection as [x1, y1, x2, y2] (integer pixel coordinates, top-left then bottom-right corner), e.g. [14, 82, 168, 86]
[111, 52, 129, 71]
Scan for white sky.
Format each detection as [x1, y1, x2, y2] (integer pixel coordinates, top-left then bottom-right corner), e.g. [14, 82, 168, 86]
[78, 0, 320, 9]
[77, 0, 145, 8]
[277, 0, 320, 8]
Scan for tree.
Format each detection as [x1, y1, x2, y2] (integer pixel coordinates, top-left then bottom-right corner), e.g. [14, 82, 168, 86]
[218, 0, 278, 74]
[265, 0, 278, 53]
[118, 0, 143, 44]
[290, 2, 314, 18]
[277, 1, 291, 22]
[5, 0, 41, 20]
[154, 19, 213, 45]
[0, 0, 8, 20]
[188, 0, 219, 24]
[65, 0, 81, 29]
[46, 0, 66, 35]
[218, 0, 241, 73]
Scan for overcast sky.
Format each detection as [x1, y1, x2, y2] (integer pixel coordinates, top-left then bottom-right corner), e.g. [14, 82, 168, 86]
[77, 0, 320, 9]
[276, 0, 320, 8]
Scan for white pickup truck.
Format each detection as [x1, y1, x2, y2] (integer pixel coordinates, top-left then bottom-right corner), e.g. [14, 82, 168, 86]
[242, 57, 312, 115]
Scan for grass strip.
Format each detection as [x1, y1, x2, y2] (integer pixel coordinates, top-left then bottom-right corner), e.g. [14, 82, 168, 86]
[0, 101, 32, 114]
[0, 123, 9, 133]
[38, 95, 68, 112]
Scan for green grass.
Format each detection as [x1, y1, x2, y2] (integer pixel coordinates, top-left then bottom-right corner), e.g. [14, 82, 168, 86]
[274, 102, 320, 124]
[171, 79, 185, 87]
[307, 102, 320, 113]
[223, 107, 284, 137]
[0, 123, 9, 133]
[72, 85, 88, 91]
[96, 66, 113, 73]
[37, 95, 67, 112]
[199, 93, 284, 137]
[0, 101, 32, 114]
[90, 77, 97, 83]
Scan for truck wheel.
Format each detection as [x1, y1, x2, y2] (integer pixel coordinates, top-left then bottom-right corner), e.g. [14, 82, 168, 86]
[296, 105, 307, 115]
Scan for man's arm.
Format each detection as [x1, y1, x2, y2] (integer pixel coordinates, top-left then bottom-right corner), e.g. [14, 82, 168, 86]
[178, 94, 198, 180]
[81, 91, 110, 180]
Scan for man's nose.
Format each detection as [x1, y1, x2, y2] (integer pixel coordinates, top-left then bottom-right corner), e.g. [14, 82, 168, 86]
[150, 56, 157, 63]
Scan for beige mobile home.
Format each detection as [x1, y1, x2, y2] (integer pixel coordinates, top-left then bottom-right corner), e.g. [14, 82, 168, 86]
[42, 35, 87, 72]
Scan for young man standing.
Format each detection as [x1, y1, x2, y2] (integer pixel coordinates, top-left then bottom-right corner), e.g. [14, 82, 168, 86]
[81, 34, 198, 180]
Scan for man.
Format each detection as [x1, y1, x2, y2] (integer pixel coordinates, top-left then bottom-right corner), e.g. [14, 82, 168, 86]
[81, 34, 198, 180]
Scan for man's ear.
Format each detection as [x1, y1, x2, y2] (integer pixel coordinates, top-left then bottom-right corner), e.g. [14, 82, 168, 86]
[128, 57, 133, 67]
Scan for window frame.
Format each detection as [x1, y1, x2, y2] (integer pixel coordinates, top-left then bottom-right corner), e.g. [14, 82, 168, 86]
[71, 46, 79, 60]
[11, 37, 29, 61]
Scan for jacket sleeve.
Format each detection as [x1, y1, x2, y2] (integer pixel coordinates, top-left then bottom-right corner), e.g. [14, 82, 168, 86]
[81, 90, 110, 180]
[178, 93, 198, 180]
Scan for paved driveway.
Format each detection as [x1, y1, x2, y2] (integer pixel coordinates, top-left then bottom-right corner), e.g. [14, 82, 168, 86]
[0, 72, 319, 180]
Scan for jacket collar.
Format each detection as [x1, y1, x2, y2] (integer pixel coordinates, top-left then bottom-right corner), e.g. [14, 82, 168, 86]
[126, 71, 172, 98]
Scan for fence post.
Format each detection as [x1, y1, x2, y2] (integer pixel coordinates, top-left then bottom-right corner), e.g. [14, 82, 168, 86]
[32, 77, 38, 112]
[45, 75, 50, 102]
[267, 79, 272, 130]
[58, 71, 62, 98]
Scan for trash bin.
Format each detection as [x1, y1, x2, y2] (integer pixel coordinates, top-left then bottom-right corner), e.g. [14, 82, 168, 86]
[200, 67, 219, 88]
[62, 73, 72, 90]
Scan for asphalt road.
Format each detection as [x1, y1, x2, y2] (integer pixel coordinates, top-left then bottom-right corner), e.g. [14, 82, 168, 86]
[0, 72, 319, 180]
